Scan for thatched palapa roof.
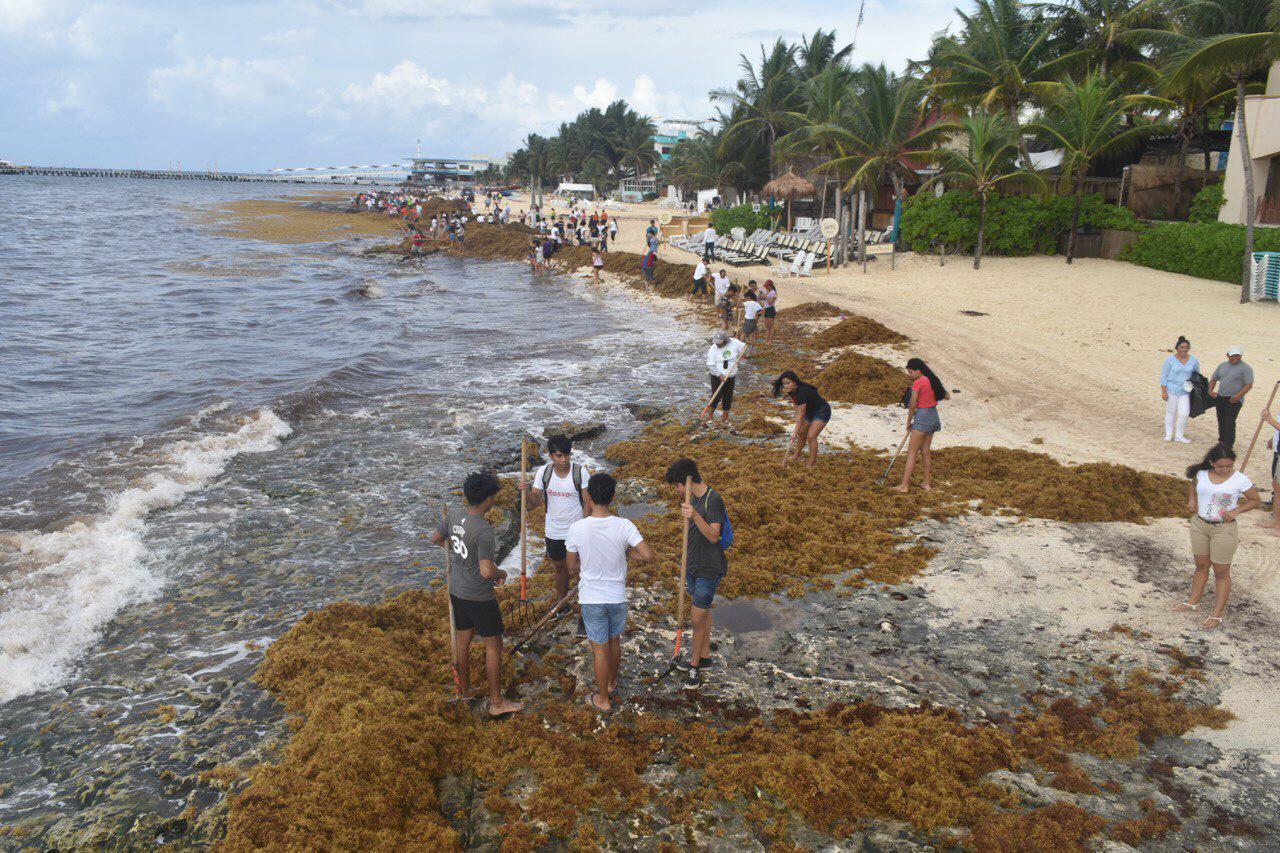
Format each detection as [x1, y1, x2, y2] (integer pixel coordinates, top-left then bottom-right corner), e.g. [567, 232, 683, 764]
[763, 170, 816, 200]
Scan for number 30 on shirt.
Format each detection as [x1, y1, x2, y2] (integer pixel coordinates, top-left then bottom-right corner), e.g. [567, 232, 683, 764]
[450, 534, 468, 559]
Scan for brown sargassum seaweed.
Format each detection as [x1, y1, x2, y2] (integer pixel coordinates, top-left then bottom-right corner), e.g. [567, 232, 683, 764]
[213, 209, 1226, 852]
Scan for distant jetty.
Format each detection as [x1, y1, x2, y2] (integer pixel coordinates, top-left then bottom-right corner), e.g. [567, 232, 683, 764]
[0, 164, 388, 184]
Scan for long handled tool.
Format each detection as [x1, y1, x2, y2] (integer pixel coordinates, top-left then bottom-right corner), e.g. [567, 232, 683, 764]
[508, 584, 579, 657]
[876, 433, 911, 486]
[441, 504, 464, 707]
[673, 476, 692, 661]
[519, 438, 530, 628]
[1240, 380, 1280, 471]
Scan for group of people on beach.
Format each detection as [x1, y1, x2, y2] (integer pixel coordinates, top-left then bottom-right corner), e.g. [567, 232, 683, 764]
[432, 434, 730, 716]
[1159, 334, 1278, 630]
[376, 191, 1267, 725]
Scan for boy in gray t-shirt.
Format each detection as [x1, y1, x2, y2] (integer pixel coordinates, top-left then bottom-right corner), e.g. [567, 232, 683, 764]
[429, 471, 523, 717]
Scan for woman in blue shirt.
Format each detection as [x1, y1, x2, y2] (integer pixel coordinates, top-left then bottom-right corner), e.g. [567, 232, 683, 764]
[1160, 336, 1199, 443]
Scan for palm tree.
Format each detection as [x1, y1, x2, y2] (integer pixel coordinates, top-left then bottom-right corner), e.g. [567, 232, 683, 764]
[777, 61, 858, 258]
[711, 39, 802, 180]
[927, 0, 1089, 167]
[618, 120, 660, 184]
[667, 133, 746, 200]
[1037, 0, 1170, 75]
[922, 110, 1046, 268]
[1133, 69, 1249, 215]
[797, 28, 853, 78]
[1166, 0, 1280, 301]
[1030, 73, 1161, 262]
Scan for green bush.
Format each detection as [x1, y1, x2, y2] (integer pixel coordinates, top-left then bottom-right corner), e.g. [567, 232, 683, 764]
[1119, 220, 1280, 283]
[900, 190, 1140, 256]
[710, 204, 773, 236]
[1188, 183, 1225, 223]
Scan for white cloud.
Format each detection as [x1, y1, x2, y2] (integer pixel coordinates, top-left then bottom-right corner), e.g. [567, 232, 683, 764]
[0, 0, 58, 33]
[342, 60, 484, 115]
[570, 78, 619, 110]
[148, 56, 300, 113]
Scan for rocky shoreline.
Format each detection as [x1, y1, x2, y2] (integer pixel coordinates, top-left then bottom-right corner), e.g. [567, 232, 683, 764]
[211, 208, 1277, 850]
[7, 201, 1277, 851]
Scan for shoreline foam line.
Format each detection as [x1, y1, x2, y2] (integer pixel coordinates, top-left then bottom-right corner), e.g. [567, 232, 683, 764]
[0, 409, 292, 704]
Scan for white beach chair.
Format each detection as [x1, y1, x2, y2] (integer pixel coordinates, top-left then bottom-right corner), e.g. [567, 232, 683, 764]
[788, 250, 808, 277]
[796, 252, 816, 277]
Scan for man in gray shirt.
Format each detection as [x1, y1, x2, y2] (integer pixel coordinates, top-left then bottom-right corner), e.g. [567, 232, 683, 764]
[1209, 346, 1254, 449]
[430, 471, 523, 717]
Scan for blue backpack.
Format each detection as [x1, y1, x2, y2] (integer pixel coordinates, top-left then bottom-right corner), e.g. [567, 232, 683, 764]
[709, 488, 733, 550]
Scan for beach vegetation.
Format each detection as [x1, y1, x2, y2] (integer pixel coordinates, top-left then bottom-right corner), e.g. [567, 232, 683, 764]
[1120, 218, 1280, 281]
[920, 111, 1046, 268]
[708, 203, 772, 236]
[900, 190, 1139, 256]
[1188, 181, 1226, 222]
[1028, 73, 1163, 262]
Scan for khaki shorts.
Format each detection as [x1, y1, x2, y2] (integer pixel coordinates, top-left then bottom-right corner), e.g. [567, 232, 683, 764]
[1189, 514, 1239, 565]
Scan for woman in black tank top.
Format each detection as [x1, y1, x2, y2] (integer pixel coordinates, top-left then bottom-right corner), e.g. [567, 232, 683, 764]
[773, 370, 832, 466]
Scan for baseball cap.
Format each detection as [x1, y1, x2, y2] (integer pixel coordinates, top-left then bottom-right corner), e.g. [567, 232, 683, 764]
[1227, 345, 1244, 356]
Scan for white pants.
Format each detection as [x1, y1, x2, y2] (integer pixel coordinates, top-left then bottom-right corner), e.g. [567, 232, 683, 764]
[1164, 393, 1190, 440]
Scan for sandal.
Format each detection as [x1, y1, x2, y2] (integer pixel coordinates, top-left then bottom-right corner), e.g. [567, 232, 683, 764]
[1172, 602, 1199, 612]
[584, 694, 611, 714]
[1201, 616, 1223, 630]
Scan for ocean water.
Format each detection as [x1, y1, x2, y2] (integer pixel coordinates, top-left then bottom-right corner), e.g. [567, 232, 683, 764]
[0, 176, 703, 839]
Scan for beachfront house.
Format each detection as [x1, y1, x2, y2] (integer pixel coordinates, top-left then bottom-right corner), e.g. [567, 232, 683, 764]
[1221, 61, 1280, 226]
[407, 156, 494, 188]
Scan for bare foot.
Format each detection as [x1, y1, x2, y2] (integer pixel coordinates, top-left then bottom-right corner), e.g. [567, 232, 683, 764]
[1201, 616, 1223, 630]
[457, 688, 478, 701]
[890, 484, 909, 493]
[920, 484, 934, 491]
[488, 698, 524, 717]
[1172, 602, 1200, 612]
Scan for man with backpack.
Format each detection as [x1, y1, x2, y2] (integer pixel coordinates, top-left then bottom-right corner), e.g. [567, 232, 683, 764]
[520, 434, 589, 614]
[663, 458, 729, 689]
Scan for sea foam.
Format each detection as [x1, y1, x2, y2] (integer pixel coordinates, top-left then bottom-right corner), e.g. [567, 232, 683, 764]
[0, 409, 291, 704]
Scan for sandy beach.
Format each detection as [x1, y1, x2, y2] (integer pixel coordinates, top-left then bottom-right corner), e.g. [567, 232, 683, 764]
[504, 194, 1280, 761]
[123, 191, 1280, 850]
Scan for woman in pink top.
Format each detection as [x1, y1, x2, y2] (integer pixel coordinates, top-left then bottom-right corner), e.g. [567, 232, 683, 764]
[761, 280, 778, 342]
[893, 358, 948, 493]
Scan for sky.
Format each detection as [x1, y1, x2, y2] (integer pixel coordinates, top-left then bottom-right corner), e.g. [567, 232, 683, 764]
[0, 0, 961, 172]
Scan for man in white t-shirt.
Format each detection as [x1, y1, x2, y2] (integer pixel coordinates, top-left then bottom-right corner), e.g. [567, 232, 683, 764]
[519, 434, 589, 605]
[703, 330, 748, 427]
[701, 225, 718, 261]
[566, 473, 654, 713]
[692, 259, 708, 300]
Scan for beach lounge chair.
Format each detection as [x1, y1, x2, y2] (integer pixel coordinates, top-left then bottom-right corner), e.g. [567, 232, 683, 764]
[788, 250, 809, 277]
[795, 252, 816, 277]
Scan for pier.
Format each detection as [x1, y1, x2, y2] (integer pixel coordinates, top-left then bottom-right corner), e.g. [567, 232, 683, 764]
[0, 165, 283, 182]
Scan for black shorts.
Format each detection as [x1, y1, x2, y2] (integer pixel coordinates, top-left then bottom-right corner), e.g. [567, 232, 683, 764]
[708, 374, 736, 411]
[545, 537, 568, 562]
[451, 595, 504, 637]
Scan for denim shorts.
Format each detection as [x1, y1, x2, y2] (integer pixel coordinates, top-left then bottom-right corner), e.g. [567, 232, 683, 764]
[808, 401, 832, 423]
[685, 573, 722, 609]
[912, 406, 941, 434]
[581, 601, 627, 643]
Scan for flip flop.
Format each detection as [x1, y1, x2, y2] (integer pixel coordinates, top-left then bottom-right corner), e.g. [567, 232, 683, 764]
[1172, 602, 1200, 612]
[584, 694, 611, 714]
[1201, 616, 1223, 629]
